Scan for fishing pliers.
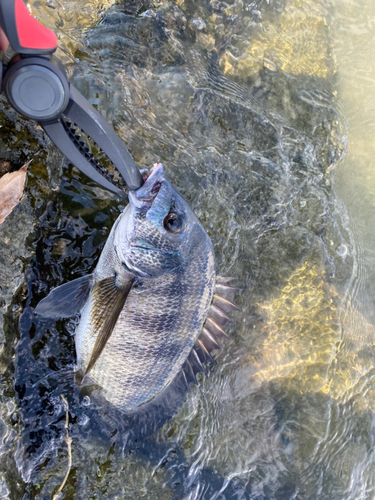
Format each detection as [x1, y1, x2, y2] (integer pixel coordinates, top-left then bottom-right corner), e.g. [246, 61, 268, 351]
[0, 0, 143, 197]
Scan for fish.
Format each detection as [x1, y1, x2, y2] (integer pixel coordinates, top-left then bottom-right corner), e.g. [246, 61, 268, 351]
[35, 163, 240, 413]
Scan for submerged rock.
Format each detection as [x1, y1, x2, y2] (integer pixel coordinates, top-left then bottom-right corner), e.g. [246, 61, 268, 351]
[219, 0, 334, 79]
[0, 102, 62, 499]
[251, 260, 341, 391]
[0, 102, 52, 369]
[0, 0, 359, 498]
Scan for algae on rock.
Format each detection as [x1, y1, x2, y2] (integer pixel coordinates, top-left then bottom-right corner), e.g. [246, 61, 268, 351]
[251, 260, 340, 392]
[219, 0, 334, 79]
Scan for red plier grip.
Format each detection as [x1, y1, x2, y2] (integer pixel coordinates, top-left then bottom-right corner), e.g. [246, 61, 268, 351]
[0, 0, 144, 195]
[0, 0, 57, 54]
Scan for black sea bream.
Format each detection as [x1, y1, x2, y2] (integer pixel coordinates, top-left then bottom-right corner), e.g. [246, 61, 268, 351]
[36, 164, 239, 412]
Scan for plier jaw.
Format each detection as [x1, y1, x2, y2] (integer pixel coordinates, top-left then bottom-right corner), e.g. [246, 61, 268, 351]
[0, 0, 143, 197]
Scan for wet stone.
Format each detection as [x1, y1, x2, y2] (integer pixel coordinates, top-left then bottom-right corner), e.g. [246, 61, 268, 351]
[0, 0, 357, 498]
[219, 0, 334, 79]
[0, 194, 34, 367]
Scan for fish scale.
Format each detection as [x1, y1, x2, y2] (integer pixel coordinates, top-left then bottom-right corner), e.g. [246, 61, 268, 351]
[36, 163, 239, 414]
[81, 257, 215, 410]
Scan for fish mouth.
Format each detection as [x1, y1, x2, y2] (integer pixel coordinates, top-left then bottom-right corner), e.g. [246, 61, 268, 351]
[128, 163, 164, 208]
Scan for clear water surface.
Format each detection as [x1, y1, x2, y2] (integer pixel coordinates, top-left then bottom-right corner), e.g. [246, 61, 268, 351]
[0, 0, 375, 498]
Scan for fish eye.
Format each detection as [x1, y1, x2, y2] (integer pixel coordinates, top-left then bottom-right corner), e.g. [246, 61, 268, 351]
[164, 213, 183, 233]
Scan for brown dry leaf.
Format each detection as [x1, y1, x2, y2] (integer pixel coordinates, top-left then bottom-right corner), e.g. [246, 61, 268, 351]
[0, 161, 31, 225]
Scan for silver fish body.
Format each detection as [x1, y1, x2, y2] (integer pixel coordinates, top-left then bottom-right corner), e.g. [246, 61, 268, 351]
[76, 174, 215, 411]
[36, 163, 239, 414]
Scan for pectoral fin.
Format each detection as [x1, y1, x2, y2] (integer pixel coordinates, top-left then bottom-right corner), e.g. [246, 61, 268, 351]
[35, 274, 94, 318]
[84, 276, 134, 377]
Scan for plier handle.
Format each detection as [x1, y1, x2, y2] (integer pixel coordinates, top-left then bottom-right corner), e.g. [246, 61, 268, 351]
[0, 0, 144, 197]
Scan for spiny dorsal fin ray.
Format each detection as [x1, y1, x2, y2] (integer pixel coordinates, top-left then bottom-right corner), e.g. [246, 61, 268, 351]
[182, 275, 240, 388]
[213, 294, 242, 313]
[84, 276, 134, 377]
[204, 317, 229, 340]
[200, 327, 221, 353]
[181, 370, 189, 390]
[216, 276, 237, 284]
[215, 283, 242, 297]
[182, 360, 198, 385]
[185, 338, 217, 381]
[208, 304, 234, 327]
[193, 340, 208, 365]
[196, 339, 215, 364]
[189, 348, 206, 374]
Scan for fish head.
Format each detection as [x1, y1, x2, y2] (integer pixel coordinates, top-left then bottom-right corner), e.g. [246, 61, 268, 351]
[115, 163, 212, 277]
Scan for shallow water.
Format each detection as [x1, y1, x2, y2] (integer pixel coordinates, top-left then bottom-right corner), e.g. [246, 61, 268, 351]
[1, 0, 375, 498]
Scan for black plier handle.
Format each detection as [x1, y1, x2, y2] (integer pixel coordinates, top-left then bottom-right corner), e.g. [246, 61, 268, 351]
[0, 0, 143, 197]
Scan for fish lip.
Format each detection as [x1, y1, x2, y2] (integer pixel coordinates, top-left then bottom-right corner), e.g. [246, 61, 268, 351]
[129, 163, 164, 208]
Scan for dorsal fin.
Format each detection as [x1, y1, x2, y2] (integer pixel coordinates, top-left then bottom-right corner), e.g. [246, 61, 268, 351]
[196, 339, 215, 364]
[200, 328, 221, 352]
[205, 317, 229, 340]
[213, 294, 242, 313]
[182, 360, 198, 385]
[208, 304, 234, 326]
[182, 277, 241, 387]
[215, 283, 242, 297]
[216, 276, 237, 284]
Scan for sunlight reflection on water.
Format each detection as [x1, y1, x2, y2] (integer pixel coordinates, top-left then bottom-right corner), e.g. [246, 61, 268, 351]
[1, 0, 375, 498]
